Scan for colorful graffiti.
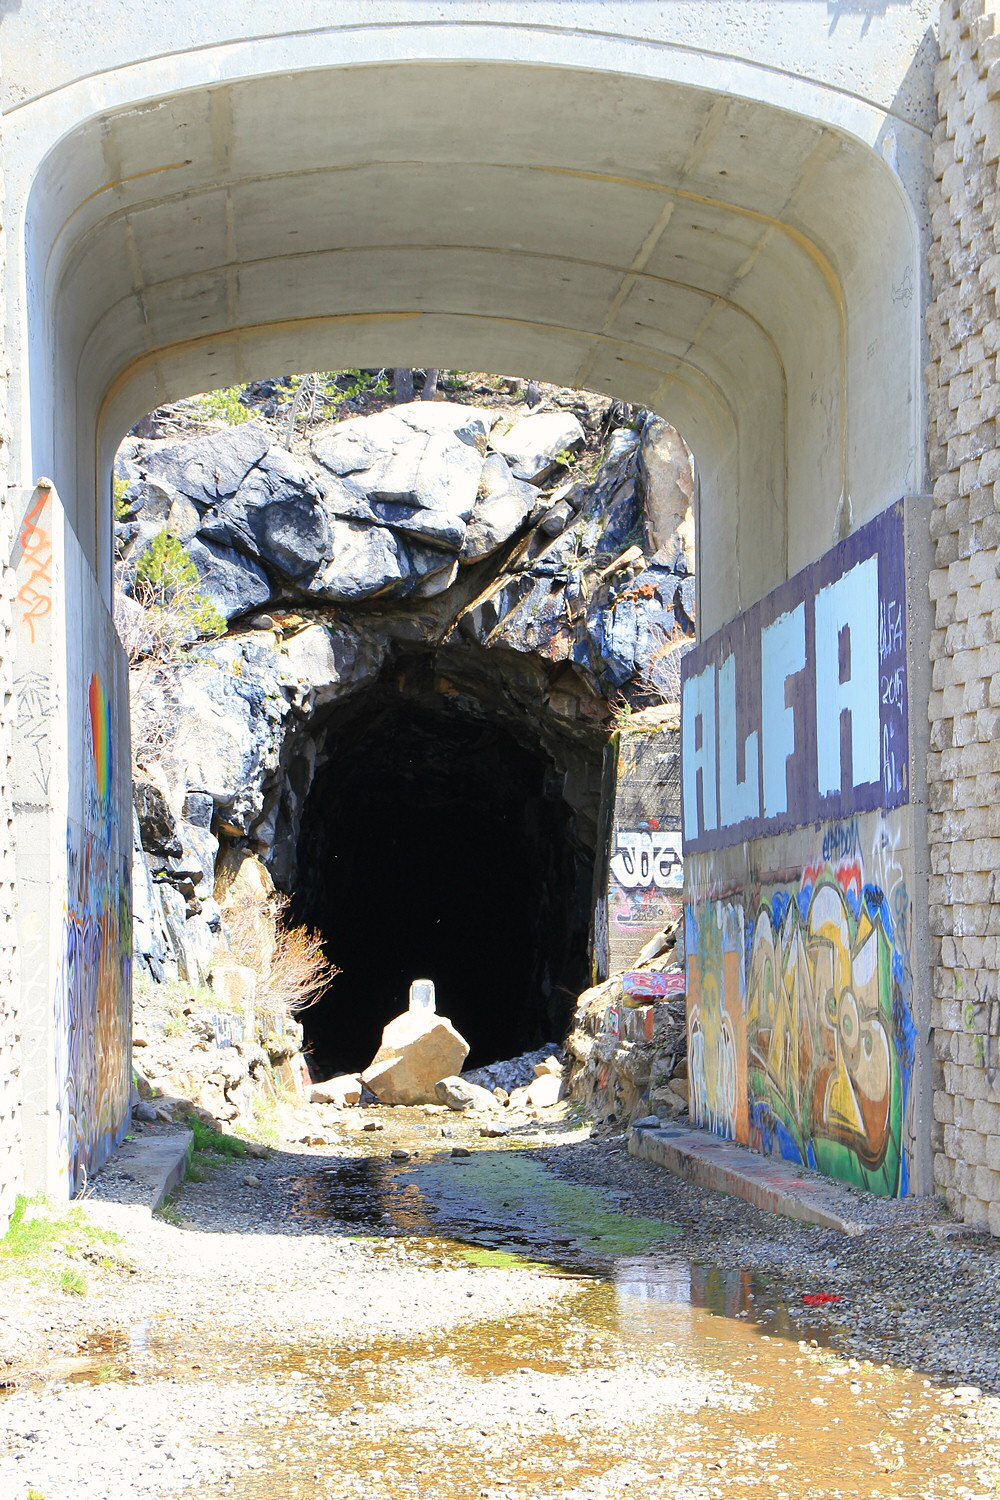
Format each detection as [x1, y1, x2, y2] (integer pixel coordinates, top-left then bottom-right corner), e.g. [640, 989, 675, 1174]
[686, 899, 749, 1143]
[56, 671, 131, 1190]
[746, 865, 915, 1196]
[686, 815, 917, 1196]
[17, 487, 53, 643]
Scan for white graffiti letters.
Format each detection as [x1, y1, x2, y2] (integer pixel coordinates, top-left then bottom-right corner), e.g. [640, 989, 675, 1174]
[610, 830, 683, 890]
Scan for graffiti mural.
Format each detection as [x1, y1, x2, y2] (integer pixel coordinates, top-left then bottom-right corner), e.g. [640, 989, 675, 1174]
[686, 898, 749, 1143]
[682, 502, 908, 854]
[746, 861, 915, 1196]
[56, 672, 131, 1190]
[686, 814, 917, 1195]
[598, 725, 683, 977]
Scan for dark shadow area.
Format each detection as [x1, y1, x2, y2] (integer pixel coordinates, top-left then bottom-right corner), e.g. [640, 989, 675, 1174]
[291, 693, 593, 1077]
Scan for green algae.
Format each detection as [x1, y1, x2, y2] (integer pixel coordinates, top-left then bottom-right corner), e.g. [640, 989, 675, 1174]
[401, 1149, 679, 1256]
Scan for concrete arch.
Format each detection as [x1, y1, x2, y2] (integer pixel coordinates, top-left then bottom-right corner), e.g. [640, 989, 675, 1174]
[4, 10, 931, 636]
[0, 1, 944, 1208]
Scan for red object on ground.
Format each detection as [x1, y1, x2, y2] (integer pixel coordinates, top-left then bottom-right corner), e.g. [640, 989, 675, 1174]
[801, 1292, 843, 1305]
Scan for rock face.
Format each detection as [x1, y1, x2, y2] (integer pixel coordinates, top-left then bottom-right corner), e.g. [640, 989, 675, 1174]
[120, 392, 696, 985]
[489, 411, 585, 482]
[361, 1009, 470, 1105]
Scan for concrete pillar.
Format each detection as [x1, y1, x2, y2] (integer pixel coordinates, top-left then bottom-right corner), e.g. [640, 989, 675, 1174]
[11, 481, 131, 1198]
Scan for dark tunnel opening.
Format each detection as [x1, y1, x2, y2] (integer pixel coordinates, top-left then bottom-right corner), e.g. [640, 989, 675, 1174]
[291, 694, 595, 1080]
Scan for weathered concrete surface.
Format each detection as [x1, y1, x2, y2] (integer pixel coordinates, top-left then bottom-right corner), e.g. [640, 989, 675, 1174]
[628, 1120, 874, 1236]
[11, 482, 132, 1201]
[84, 1128, 192, 1236]
[924, 2, 1000, 1239]
[3, 4, 930, 636]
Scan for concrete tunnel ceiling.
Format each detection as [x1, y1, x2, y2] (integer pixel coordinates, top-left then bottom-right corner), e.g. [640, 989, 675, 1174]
[25, 57, 924, 636]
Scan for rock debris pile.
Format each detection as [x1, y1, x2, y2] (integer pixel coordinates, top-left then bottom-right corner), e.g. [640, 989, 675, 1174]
[566, 917, 689, 1130]
[304, 993, 572, 1138]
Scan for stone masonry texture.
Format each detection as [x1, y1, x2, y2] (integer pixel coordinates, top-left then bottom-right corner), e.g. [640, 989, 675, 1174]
[927, 0, 1000, 1234]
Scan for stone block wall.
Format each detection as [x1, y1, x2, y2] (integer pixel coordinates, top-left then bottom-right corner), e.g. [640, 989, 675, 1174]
[926, 0, 1000, 1232]
[0, 102, 23, 1235]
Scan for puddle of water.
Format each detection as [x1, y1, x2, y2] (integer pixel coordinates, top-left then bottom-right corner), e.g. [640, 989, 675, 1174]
[227, 1276, 996, 1500]
[291, 1149, 835, 1348]
[44, 1320, 152, 1384]
[44, 1144, 1000, 1498]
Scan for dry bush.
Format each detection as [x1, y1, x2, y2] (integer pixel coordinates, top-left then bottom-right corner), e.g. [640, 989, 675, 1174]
[115, 574, 224, 668]
[128, 662, 182, 768]
[218, 891, 338, 1015]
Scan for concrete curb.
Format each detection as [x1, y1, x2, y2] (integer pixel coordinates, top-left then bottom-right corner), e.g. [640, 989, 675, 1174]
[627, 1122, 870, 1235]
[83, 1128, 192, 1235]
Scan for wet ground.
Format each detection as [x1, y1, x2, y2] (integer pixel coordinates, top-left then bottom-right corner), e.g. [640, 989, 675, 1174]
[2, 1109, 999, 1499]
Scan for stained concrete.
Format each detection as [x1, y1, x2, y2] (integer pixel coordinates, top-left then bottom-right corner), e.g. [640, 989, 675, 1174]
[629, 1120, 895, 1236]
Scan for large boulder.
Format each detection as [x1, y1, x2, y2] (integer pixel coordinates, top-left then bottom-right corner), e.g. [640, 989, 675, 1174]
[435, 1075, 501, 1112]
[361, 1009, 470, 1105]
[133, 775, 182, 858]
[144, 423, 271, 506]
[309, 1074, 363, 1107]
[249, 496, 331, 580]
[459, 454, 536, 563]
[303, 518, 410, 602]
[312, 402, 487, 553]
[186, 537, 271, 620]
[489, 411, 585, 483]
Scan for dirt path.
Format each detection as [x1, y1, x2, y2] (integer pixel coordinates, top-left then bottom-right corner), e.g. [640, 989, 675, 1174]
[2, 1110, 999, 1499]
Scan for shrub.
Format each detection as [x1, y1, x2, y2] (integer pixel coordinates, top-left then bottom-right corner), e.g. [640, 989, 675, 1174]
[195, 386, 250, 425]
[120, 530, 226, 664]
[217, 891, 339, 1016]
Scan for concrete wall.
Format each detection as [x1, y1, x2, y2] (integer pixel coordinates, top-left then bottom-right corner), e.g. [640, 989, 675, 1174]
[682, 498, 933, 1197]
[11, 482, 131, 1198]
[925, 0, 1000, 1233]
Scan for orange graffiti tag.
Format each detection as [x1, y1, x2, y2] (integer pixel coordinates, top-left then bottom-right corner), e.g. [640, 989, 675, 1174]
[17, 490, 52, 643]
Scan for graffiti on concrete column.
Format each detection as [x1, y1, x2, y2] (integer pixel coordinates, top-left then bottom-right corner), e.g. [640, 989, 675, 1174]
[746, 864, 914, 1196]
[56, 672, 131, 1190]
[16, 488, 53, 644]
[686, 813, 917, 1196]
[687, 897, 749, 1143]
[609, 822, 682, 938]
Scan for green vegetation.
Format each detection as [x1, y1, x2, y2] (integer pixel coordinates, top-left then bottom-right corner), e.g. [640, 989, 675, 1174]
[113, 474, 131, 520]
[184, 1151, 214, 1184]
[195, 385, 250, 425]
[154, 1195, 184, 1226]
[133, 530, 227, 642]
[0, 1195, 121, 1296]
[453, 1246, 548, 1273]
[184, 1113, 248, 1159]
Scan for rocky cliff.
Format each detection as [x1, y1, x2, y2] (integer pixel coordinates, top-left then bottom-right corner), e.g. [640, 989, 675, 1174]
[117, 385, 695, 995]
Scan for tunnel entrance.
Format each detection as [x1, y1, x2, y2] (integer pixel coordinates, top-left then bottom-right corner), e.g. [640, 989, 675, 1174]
[291, 684, 594, 1079]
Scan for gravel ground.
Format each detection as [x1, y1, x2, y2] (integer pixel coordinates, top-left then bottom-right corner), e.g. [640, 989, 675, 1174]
[2, 1108, 999, 1500]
